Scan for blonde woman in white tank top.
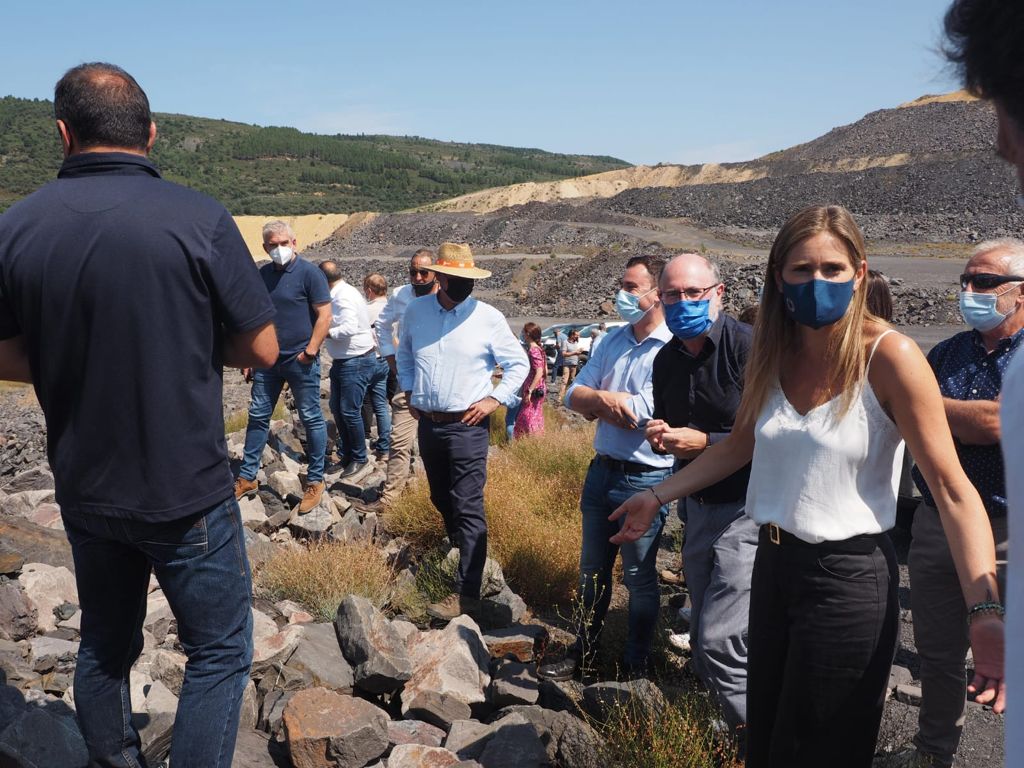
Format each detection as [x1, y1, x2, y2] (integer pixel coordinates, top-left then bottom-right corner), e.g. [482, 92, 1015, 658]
[610, 206, 1004, 767]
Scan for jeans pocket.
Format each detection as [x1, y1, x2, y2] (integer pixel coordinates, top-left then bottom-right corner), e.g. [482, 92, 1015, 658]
[133, 510, 209, 565]
[816, 551, 876, 582]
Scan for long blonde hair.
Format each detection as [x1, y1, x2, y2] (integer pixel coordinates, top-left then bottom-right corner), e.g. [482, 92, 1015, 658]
[737, 205, 881, 425]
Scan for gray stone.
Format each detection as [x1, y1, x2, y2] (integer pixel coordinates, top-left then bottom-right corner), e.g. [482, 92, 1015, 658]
[329, 508, 371, 543]
[231, 727, 290, 767]
[388, 719, 446, 749]
[479, 587, 527, 629]
[0, 545, 25, 576]
[392, 619, 420, 648]
[388, 744, 464, 768]
[581, 679, 666, 724]
[29, 636, 78, 673]
[401, 615, 491, 730]
[56, 609, 81, 634]
[130, 676, 178, 765]
[239, 495, 268, 528]
[537, 679, 585, 718]
[19, 562, 77, 634]
[149, 648, 187, 697]
[258, 689, 295, 741]
[143, 592, 175, 645]
[334, 595, 412, 695]
[26, 503, 62, 530]
[240, 679, 259, 730]
[476, 713, 548, 768]
[268, 470, 302, 502]
[1, 490, 56, 519]
[0, 582, 37, 641]
[0, 703, 89, 767]
[288, 501, 339, 539]
[888, 664, 914, 689]
[485, 706, 602, 768]
[489, 660, 538, 708]
[481, 625, 546, 662]
[895, 684, 923, 707]
[0, 518, 74, 572]
[252, 624, 304, 676]
[445, 719, 495, 759]
[282, 687, 389, 768]
[1, 467, 55, 493]
[284, 621, 354, 694]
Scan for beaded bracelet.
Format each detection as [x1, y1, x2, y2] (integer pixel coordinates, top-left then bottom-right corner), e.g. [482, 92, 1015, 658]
[967, 601, 1005, 626]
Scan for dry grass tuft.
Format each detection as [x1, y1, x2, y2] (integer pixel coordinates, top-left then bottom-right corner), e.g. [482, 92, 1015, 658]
[599, 689, 741, 768]
[255, 541, 394, 621]
[384, 411, 594, 610]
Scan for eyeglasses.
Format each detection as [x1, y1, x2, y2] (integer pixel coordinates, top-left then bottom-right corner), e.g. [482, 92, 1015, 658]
[959, 273, 1024, 291]
[409, 268, 434, 278]
[660, 283, 720, 304]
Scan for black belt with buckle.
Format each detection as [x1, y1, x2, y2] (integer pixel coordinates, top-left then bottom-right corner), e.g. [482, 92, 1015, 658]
[760, 523, 885, 554]
[594, 454, 660, 475]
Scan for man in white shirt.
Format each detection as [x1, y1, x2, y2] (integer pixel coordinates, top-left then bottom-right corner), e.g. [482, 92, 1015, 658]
[319, 260, 377, 482]
[377, 249, 438, 506]
[397, 242, 528, 621]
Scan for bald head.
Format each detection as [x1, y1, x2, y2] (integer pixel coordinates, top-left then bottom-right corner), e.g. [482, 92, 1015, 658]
[661, 253, 721, 289]
[319, 260, 343, 285]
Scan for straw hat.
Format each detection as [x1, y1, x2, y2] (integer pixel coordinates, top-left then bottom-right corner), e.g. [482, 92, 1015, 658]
[431, 242, 492, 279]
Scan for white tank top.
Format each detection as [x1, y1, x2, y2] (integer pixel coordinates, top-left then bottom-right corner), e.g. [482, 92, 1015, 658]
[745, 330, 906, 543]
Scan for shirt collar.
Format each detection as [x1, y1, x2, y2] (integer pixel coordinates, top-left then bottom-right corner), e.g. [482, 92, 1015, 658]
[971, 325, 1024, 354]
[58, 151, 161, 179]
[627, 321, 672, 347]
[669, 314, 724, 356]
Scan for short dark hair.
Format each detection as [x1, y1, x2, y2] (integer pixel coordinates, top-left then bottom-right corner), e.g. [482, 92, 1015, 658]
[944, 0, 1024, 126]
[411, 248, 434, 265]
[522, 322, 542, 343]
[54, 63, 152, 151]
[625, 255, 665, 287]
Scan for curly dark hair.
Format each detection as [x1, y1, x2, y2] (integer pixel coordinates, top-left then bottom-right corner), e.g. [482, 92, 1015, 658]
[944, 0, 1024, 126]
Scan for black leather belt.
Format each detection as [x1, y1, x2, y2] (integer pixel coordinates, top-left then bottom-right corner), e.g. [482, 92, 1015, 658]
[760, 523, 885, 554]
[421, 411, 467, 424]
[594, 454, 661, 475]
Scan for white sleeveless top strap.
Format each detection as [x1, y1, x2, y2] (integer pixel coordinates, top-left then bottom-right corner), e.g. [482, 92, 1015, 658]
[745, 329, 906, 543]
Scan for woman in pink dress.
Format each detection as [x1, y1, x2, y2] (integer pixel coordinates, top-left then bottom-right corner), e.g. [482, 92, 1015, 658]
[514, 322, 546, 438]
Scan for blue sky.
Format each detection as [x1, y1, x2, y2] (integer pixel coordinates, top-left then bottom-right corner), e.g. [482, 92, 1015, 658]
[5, 1, 959, 166]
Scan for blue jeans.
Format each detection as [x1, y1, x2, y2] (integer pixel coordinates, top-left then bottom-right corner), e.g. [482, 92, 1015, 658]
[62, 498, 253, 768]
[504, 399, 521, 441]
[364, 356, 392, 454]
[240, 355, 326, 483]
[328, 352, 377, 464]
[576, 457, 670, 668]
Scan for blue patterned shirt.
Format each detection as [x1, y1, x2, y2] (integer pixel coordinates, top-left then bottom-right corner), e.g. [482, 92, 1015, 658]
[912, 327, 1024, 517]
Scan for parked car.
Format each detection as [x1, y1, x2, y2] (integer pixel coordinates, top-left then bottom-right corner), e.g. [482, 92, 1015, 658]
[541, 321, 625, 370]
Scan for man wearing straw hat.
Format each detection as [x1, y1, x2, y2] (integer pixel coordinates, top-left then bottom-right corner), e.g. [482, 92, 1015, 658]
[397, 242, 529, 621]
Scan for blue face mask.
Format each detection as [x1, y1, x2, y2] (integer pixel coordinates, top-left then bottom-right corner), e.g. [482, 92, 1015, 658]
[615, 288, 657, 325]
[664, 299, 714, 339]
[782, 278, 855, 329]
[960, 289, 1016, 332]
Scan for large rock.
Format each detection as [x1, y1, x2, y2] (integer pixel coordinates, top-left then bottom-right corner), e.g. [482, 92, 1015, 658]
[402, 616, 491, 730]
[252, 624, 304, 676]
[129, 675, 178, 765]
[388, 744, 463, 768]
[283, 621, 354, 694]
[288, 501, 339, 539]
[445, 713, 547, 767]
[0, 700, 89, 768]
[26, 503, 63, 530]
[1, 467, 54, 493]
[19, 562, 77, 633]
[0, 518, 73, 571]
[0, 582, 37, 641]
[487, 706, 603, 768]
[29, 636, 79, 673]
[268, 470, 303, 502]
[388, 720, 446, 750]
[481, 626, 546, 663]
[231, 727, 290, 767]
[488, 660, 538, 708]
[258, 689, 296, 741]
[334, 596, 412, 695]
[149, 648, 187, 697]
[0, 544, 26, 576]
[1, 490, 55, 519]
[239, 495, 268, 529]
[282, 687, 389, 768]
[143, 591, 175, 645]
[581, 679, 666, 724]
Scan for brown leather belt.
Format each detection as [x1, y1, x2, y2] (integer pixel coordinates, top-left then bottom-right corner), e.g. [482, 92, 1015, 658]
[421, 410, 467, 424]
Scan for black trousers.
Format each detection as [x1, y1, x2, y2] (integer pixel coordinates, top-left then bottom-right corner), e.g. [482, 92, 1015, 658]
[417, 417, 490, 598]
[746, 526, 899, 768]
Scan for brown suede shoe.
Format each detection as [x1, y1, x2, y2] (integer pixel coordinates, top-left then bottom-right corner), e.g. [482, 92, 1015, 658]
[234, 477, 258, 500]
[298, 481, 325, 514]
[426, 593, 481, 622]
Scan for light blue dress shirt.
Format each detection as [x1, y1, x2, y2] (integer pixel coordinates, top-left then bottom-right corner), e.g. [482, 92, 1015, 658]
[397, 295, 529, 413]
[565, 321, 675, 467]
[376, 283, 415, 358]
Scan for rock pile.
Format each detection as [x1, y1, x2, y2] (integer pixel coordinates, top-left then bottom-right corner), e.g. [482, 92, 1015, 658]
[0, 414, 617, 768]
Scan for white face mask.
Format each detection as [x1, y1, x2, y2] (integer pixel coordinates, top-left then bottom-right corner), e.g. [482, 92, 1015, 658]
[269, 245, 293, 266]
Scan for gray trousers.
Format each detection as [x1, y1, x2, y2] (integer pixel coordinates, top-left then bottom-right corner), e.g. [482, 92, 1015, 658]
[681, 497, 759, 729]
[909, 502, 1008, 765]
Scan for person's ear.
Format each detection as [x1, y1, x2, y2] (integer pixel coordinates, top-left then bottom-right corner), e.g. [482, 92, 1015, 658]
[145, 121, 157, 154]
[853, 260, 868, 291]
[56, 120, 74, 158]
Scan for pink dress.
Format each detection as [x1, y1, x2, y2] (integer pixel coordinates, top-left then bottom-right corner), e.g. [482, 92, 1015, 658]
[514, 345, 546, 438]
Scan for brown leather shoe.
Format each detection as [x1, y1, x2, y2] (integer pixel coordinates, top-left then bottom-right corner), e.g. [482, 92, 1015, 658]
[298, 481, 325, 514]
[234, 477, 258, 500]
[426, 593, 481, 622]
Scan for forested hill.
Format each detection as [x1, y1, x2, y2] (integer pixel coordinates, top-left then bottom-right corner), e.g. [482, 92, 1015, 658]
[0, 96, 629, 214]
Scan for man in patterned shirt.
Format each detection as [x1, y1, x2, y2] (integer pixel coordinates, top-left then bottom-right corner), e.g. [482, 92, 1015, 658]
[907, 238, 1024, 766]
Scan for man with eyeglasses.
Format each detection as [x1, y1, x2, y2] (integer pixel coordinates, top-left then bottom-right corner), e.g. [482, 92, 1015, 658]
[375, 249, 438, 507]
[905, 238, 1024, 766]
[644, 253, 755, 743]
[539, 255, 673, 682]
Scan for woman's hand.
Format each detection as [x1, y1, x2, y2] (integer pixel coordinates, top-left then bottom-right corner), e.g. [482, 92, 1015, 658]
[967, 614, 1005, 713]
[609, 489, 661, 544]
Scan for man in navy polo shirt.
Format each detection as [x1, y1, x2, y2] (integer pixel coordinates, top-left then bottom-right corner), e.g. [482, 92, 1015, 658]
[0, 63, 278, 767]
[235, 221, 332, 513]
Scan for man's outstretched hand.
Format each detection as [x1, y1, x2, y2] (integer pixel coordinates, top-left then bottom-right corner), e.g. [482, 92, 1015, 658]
[967, 614, 1005, 713]
[609, 489, 662, 545]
